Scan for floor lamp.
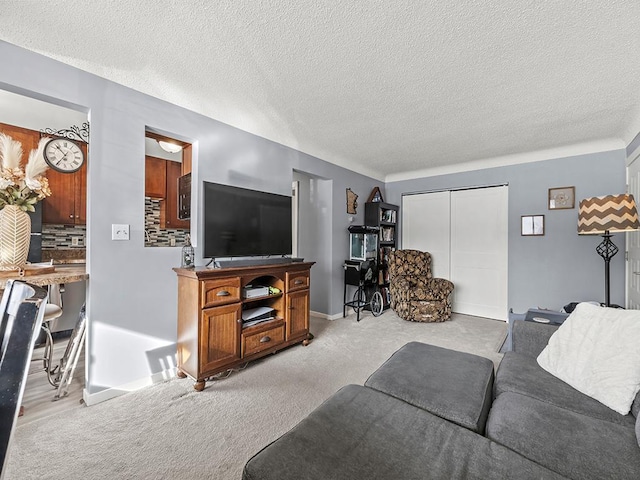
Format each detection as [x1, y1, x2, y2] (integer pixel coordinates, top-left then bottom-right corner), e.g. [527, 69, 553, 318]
[577, 194, 640, 307]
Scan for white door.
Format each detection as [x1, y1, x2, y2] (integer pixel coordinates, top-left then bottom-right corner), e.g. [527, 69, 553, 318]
[402, 191, 451, 279]
[627, 155, 640, 309]
[401, 186, 508, 320]
[450, 187, 508, 320]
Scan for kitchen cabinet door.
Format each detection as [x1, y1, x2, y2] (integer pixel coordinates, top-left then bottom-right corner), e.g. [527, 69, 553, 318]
[164, 160, 190, 229]
[145, 156, 166, 199]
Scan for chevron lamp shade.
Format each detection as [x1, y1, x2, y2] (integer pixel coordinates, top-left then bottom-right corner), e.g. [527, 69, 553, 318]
[577, 194, 640, 234]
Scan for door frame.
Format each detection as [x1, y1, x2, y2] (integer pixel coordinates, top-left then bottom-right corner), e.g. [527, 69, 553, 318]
[626, 151, 640, 308]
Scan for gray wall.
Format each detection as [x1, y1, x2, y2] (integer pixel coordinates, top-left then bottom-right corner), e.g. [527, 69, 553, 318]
[292, 171, 332, 313]
[0, 40, 380, 396]
[386, 150, 627, 313]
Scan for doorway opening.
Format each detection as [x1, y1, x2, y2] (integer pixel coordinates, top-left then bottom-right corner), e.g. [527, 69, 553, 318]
[0, 87, 89, 423]
[144, 129, 192, 247]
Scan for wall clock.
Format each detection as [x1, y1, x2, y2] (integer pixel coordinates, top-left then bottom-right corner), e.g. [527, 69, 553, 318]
[43, 138, 85, 173]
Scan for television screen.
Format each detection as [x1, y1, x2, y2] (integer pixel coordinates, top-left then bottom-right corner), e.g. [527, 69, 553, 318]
[203, 181, 293, 258]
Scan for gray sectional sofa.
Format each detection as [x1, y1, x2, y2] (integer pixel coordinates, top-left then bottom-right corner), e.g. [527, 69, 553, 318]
[243, 320, 640, 479]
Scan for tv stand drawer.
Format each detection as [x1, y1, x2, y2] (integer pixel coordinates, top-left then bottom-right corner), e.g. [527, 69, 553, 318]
[242, 322, 285, 357]
[287, 270, 310, 292]
[201, 277, 241, 307]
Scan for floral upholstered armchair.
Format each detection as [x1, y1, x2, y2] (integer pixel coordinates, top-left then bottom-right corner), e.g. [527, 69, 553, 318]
[388, 249, 454, 322]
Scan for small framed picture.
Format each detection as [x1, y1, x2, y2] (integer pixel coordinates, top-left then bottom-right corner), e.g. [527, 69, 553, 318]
[548, 186, 575, 210]
[521, 215, 545, 236]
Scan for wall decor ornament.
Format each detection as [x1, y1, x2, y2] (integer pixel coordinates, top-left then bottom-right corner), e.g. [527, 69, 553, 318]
[367, 186, 383, 203]
[549, 186, 575, 210]
[346, 188, 358, 214]
[40, 122, 90, 144]
[0, 133, 53, 271]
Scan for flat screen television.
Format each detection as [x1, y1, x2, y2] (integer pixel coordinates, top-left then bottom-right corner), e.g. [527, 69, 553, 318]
[203, 181, 293, 258]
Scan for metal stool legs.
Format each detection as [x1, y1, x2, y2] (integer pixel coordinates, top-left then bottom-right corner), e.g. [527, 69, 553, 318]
[53, 304, 86, 400]
[41, 321, 59, 387]
[40, 304, 86, 400]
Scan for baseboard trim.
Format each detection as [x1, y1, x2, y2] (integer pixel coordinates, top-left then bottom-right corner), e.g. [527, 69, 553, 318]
[311, 310, 346, 321]
[83, 367, 177, 406]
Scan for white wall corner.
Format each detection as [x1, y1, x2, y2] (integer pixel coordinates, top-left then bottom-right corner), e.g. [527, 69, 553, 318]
[82, 367, 177, 406]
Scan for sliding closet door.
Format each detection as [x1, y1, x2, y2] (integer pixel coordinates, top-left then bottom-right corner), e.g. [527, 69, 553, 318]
[402, 191, 451, 279]
[402, 186, 508, 320]
[450, 187, 508, 320]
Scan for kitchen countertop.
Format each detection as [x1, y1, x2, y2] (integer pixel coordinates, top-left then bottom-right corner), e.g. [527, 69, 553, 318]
[0, 264, 87, 289]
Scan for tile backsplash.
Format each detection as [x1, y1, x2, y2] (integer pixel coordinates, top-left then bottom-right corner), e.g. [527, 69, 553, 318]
[145, 197, 189, 247]
[42, 224, 86, 248]
[42, 198, 190, 249]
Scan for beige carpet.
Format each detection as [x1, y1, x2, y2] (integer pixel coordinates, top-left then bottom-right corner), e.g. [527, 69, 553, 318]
[5, 310, 506, 480]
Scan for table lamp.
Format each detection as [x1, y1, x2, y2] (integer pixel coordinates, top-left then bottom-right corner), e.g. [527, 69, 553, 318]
[577, 194, 640, 307]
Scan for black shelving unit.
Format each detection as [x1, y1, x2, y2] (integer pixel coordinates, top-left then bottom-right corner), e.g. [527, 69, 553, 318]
[364, 201, 399, 310]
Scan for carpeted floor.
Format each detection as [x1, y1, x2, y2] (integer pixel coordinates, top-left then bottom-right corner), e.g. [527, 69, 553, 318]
[5, 310, 506, 480]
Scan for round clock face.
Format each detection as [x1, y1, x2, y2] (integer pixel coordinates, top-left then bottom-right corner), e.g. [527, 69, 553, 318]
[44, 138, 85, 173]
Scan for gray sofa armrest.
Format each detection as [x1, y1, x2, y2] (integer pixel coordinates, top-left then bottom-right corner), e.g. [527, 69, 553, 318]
[512, 320, 559, 358]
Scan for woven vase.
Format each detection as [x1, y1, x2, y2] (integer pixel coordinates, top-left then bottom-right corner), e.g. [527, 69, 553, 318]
[0, 205, 31, 271]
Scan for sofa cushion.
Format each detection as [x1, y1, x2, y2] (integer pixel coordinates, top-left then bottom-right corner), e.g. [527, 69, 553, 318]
[486, 392, 640, 480]
[365, 342, 494, 433]
[511, 320, 559, 357]
[537, 302, 640, 415]
[243, 385, 565, 480]
[633, 390, 640, 418]
[495, 351, 635, 427]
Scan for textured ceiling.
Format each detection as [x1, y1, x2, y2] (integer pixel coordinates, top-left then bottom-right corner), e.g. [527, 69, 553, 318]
[1, 1, 639, 181]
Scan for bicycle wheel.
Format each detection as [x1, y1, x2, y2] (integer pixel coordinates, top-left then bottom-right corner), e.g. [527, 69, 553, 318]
[370, 290, 384, 317]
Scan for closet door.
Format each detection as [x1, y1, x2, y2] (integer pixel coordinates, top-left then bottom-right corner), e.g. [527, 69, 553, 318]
[450, 187, 508, 320]
[402, 186, 508, 320]
[402, 191, 451, 279]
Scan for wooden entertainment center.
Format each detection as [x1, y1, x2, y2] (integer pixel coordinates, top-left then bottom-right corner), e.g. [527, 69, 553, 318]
[173, 261, 314, 390]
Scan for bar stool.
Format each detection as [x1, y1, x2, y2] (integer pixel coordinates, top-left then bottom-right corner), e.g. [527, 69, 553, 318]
[41, 285, 63, 387]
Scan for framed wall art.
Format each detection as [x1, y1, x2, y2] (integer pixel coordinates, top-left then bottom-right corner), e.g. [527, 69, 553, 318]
[548, 186, 575, 210]
[521, 215, 545, 236]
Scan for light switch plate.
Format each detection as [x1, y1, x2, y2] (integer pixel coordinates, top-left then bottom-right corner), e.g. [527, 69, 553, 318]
[112, 224, 130, 240]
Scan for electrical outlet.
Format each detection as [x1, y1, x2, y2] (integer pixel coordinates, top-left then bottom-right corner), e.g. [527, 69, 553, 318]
[111, 224, 130, 241]
[72, 237, 80, 246]
[170, 236, 176, 247]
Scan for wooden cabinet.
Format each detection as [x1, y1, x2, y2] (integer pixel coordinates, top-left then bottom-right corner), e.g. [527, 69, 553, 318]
[144, 156, 166, 199]
[200, 303, 242, 372]
[286, 289, 310, 340]
[0, 122, 87, 225]
[43, 161, 87, 225]
[0, 122, 39, 158]
[164, 160, 189, 229]
[145, 156, 189, 229]
[174, 262, 314, 390]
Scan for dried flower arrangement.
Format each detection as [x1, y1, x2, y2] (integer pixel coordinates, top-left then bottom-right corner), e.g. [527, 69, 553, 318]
[0, 133, 52, 212]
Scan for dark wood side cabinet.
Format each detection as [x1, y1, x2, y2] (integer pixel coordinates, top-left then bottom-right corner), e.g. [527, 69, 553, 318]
[173, 261, 314, 390]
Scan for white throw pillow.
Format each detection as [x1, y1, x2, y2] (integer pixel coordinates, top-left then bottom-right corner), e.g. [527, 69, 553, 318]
[537, 302, 640, 415]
